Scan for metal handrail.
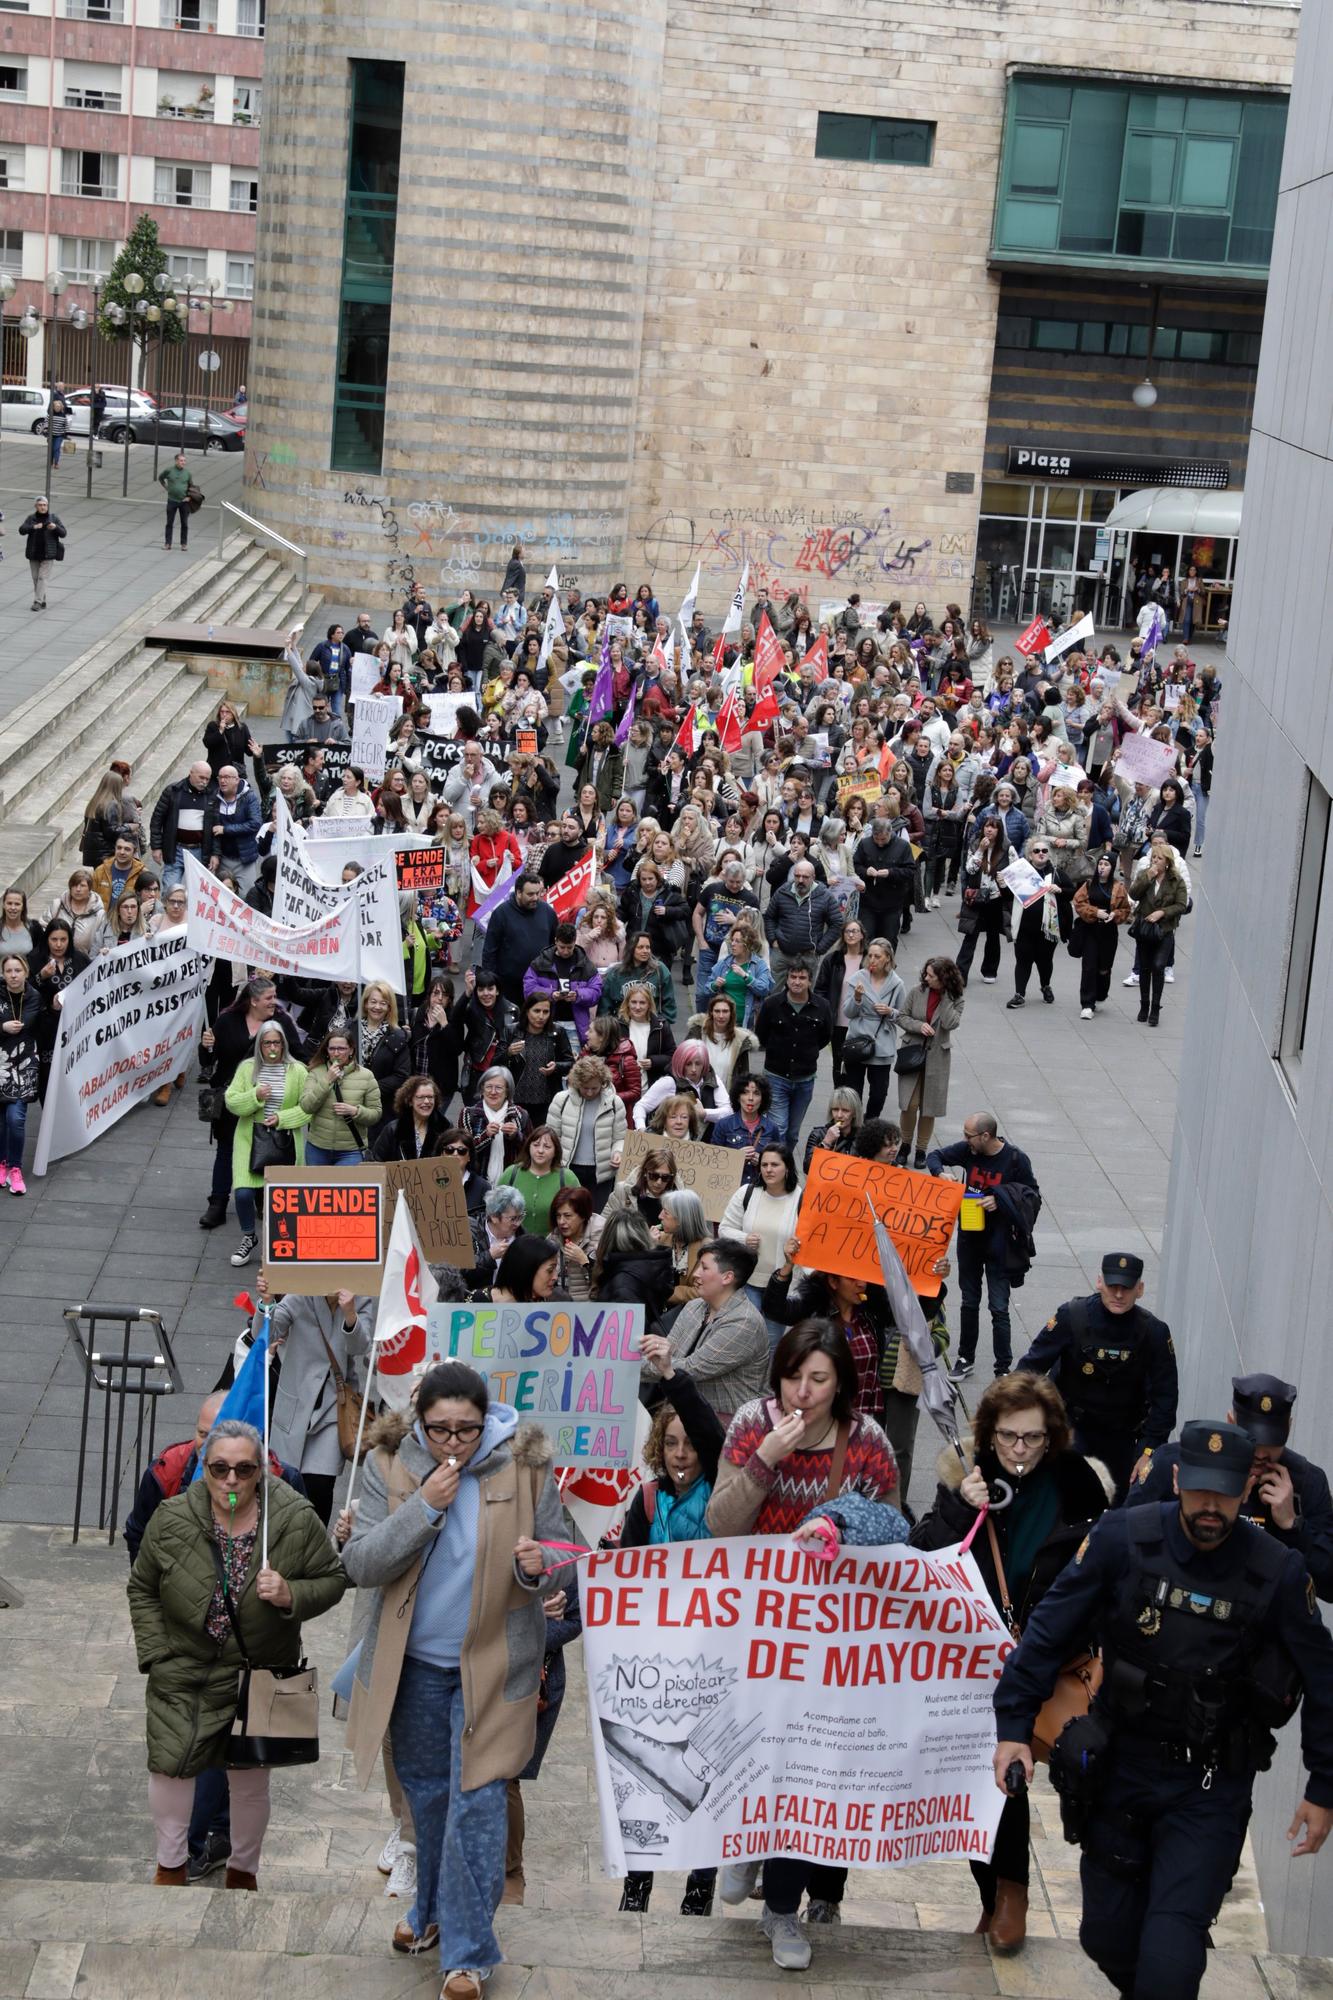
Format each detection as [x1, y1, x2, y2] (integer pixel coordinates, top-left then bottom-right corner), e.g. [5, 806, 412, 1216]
[64, 1303, 184, 1546]
[218, 499, 309, 603]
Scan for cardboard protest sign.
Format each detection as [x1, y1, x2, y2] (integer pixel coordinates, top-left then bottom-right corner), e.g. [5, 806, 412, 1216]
[378, 1153, 473, 1266]
[350, 693, 402, 782]
[262, 1166, 386, 1294]
[836, 771, 884, 810]
[262, 740, 353, 780]
[618, 1130, 746, 1223]
[184, 854, 361, 981]
[1115, 730, 1179, 790]
[426, 1300, 643, 1466]
[516, 728, 539, 757]
[426, 692, 468, 737]
[583, 1537, 1008, 1875]
[395, 848, 446, 893]
[998, 856, 1049, 908]
[793, 1149, 964, 1297]
[33, 929, 210, 1174]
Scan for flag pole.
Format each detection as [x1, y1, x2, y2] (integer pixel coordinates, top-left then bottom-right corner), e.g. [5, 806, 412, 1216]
[342, 1343, 379, 1520]
[259, 1299, 272, 1568]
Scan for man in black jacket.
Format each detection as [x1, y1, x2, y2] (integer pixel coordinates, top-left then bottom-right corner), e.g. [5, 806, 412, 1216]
[853, 817, 917, 949]
[753, 960, 832, 1153]
[150, 761, 220, 891]
[480, 875, 557, 1006]
[927, 1112, 1039, 1380]
[539, 811, 592, 888]
[449, 970, 520, 1097]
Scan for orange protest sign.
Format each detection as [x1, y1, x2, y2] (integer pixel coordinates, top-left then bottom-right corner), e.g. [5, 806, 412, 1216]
[793, 1149, 965, 1297]
[262, 1167, 386, 1293]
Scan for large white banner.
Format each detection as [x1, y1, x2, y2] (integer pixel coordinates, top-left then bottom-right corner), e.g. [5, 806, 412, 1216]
[349, 693, 402, 782]
[184, 853, 361, 981]
[271, 800, 405, 993]
[583, 1538, 1008, 1875]
[33, 928, 210, 1173]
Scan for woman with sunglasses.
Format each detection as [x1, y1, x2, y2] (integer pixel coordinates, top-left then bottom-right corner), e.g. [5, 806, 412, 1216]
[342, 1363, 575, 2000]
[128, 1414, 347, 1890]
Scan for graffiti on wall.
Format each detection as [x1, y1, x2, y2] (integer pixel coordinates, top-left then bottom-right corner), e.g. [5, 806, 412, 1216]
[637, 504, 974, 601]
[336, 493, 619, 596]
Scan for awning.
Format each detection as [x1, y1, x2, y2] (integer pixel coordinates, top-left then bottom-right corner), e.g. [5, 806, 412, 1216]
[1103, 487, 1243, 537]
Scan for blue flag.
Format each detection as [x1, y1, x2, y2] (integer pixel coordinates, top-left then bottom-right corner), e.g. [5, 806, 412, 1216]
[190, 1319, 270, 1482]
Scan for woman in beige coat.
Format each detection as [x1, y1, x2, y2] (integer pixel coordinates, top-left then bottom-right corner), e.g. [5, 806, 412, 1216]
[894, 955, 965, 1168]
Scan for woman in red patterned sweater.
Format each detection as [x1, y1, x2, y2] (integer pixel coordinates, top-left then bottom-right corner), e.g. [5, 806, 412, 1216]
[704, 1319, 907, 1971]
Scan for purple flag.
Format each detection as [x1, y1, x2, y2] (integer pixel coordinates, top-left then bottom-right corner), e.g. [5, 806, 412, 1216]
[471, 864, 518, 933]
[589, 619, 614, 723]
[614, 677, 638, 748]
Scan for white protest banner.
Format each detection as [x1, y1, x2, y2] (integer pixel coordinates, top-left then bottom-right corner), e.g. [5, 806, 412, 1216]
[302, 823, 429, 874]
[998, 856, 1050, 907]
[349, 656, 381, 703]
[1115, 729, 1179, 791]
[33, 929, 210, 1174]
[184, 852, 360, 981]
[349, 693, 402, 783]
[1044, 612, 1095, 664]
[426, 1299, 643, 1466]
[305, 814, 374, 842]
[427, 692, 468, 737]
[604, 614, 633, 642]
[583, 1537, 1008, 1875]
[271, 800, 405, 993]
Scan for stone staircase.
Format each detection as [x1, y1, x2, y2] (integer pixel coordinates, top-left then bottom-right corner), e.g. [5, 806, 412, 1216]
[1, 1521, 1326, 2000]
[0, 536, 321, 904]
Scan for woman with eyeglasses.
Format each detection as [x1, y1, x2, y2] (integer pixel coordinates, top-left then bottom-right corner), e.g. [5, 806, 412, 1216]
[128, 1414, 347, 1891]
[342, 1361, 574, 1995]
[601, 1148, 679, 1232]
[910, 1372, 1109, 1953]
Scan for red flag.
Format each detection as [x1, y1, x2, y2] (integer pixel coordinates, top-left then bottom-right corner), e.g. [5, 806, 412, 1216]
[716, 689, 744, 753]
[800, 633, 829, 682]
[548, 848, 597, 922]
[669, 702, 699, 759]
[749, 686, 781, 733]
[650, 636, 669, 674]
[710, 633, 727, 678]
[1014, 616, 1051, 658]
[753, 612, 785, 695]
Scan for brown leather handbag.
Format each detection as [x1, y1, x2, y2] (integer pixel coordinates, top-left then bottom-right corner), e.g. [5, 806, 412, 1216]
[987, 1518, 1102, 1762]
[318, 1320, 367, 1463]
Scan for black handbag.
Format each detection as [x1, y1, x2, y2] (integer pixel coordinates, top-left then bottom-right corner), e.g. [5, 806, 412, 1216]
[1130, 916, 1166, 948]
[895, 1038, 928, 1075]
[249, 1122, 297, 1173]
[842, 1029, 877, 1067]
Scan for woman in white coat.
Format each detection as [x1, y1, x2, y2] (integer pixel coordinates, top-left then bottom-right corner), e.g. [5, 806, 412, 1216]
[718, 1141, 803, 1344]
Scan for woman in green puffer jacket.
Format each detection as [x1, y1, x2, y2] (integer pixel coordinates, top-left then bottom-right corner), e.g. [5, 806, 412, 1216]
[127, 1417, 346, 1888]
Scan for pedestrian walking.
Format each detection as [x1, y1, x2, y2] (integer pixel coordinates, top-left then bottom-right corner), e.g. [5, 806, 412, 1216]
[160, 452, 193, 551]
[19, 497, 66, 611]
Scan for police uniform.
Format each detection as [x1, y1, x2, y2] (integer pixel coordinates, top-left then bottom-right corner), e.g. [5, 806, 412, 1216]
[1017, 1252, 1177, 1495]
[1127, 1373, 1333, 1601]
[995, 1422, 1333, 2000]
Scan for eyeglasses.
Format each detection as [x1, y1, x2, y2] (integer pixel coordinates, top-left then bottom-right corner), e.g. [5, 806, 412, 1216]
[645, 1169, 671, 1183]
[423, 1421, 484, 1443]
[207, 1461, 260, 1480]
[994, 1429, 1047, 1450]
[444, 1143, 470, 1156]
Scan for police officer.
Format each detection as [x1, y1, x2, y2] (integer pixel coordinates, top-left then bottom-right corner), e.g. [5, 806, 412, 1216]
[1017, 1251, 1176, 1497]
[1126, 1374, 1333, 1600]
[993, 1421, 1333, 2000]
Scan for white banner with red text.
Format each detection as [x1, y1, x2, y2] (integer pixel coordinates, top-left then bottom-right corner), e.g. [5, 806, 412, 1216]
[583, 1537, 1008, 1876]
[183, 852, 362, 981]
[33, 928, 210, 1173]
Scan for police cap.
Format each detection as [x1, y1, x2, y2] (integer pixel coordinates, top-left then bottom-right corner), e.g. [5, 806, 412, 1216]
[1100, 1252, 1145, 1287]
[1178, 1420, 1256, 1496]
[1231, 1373, 1297, 1447]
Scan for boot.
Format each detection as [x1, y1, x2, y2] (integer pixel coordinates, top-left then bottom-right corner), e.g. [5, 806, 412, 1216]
[198, 1197, 227, 1230]
[153, 1863, 188, 1886]
[503, 1778, 525, 1903]
[224, 1868, 258, 1891]
[975, 1907, 992, 1934]
[988, 1878, 1027, 1954]
[618, 1872, 652, 1912]
[680, 1870, 715, 1915]
[152, 1083, 173, 1106]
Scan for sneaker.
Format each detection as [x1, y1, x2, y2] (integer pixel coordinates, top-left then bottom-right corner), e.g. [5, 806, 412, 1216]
[1123, 973, 1138, 987]
[951, 1358, 975, 1381]
[805, 1898, 842, 1927]
[187, 1831, 232, 1881]
[1193, 847, 1203, 859]
[720, 1860, 761, 1904]
[980, 974, 996, 984]
[680, 1874, 715, 1916]
[230, 1232, 259, 1267]
[1005, 996, 1025, 1009]
[8, 1168, 25, 1197]
[1080, 1007, 1093, 1019]
[391, 1918, 439, 1955]
[760, 1907, 813, 1971]
[376, 1825, 403, 1874]
[0, 1168, 8, 1192]
[618, 1873, 652, 1912]
[442, 1974, 489, 2000]
[1164, 968, 1174, 983]
[1041, 985, 1054, 1003]
[384, 1844, 416, 1900]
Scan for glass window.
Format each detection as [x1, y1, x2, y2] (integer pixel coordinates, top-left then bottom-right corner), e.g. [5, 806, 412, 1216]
[814, 112, 935, 166]
[1179, 136, 1234, 209]
[62, 150, 119, 198]
[154, 162, 209, 206]
[1078, 322, 1107, 354]
[1044, 486, 1079, 520]
[1037, 522, 1077, 569]
[0, 62, 27, 97]
[1186, 95, 1242, 135]
[1174, 214, 1229, 262]
[996, 315, 1031, 348]
[65, 0, 125, 16]
[333, 60, 403, 475]
[1010, 123, 1064, 194]
[225, 255, 254, 298]
[233, 83, 261, 125]
[1280, 776, 1330, 1091]
[229, 176, 259, 214]
[164, 248, 206, 283]
[0, 229, 21, 275]
[0, 153, 22, 191]
[1032, 319, 1079, 350]
[1015, 80, 1071, 119]
[1000, 199, 1060, 251]
[1123, 133, 1177, 206]
[980, 482, 1031, 516]
[236, 0, 263, 32]
[58, 235, 115, 282]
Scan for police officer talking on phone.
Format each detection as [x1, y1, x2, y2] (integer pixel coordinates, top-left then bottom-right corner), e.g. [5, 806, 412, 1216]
[992, 1420, 1333, 2000]
[1125, 1373, 1333, 1600]
[1017, 1251, 1177, 1497]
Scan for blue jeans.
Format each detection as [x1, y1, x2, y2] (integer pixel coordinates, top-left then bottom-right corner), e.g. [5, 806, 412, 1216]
[391, 1656, 508, 1973]
[1191, 784, 1207, 850]
[304, 1142, 364, 1166]
[2, 1100, 28, 1170]
[694, 946, 719, 1012]
[189, 1764, 231, 1861]
[235, 1187, 257, 1234]
[161, 859, 186, 892]
[50, 433, 65, 466]
[957, 1235, 1012, 1371]
[766, 1072, 815, 1153]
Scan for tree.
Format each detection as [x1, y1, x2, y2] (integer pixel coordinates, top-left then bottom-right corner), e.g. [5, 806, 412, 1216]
[98, 216, 185, 385]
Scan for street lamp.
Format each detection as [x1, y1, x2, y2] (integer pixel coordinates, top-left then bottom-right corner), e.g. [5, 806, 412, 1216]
[121, 271, 145, 497]
[81, 282, 102, 499]
[0, 273, 14, 478]
[42, 269, 68, 501]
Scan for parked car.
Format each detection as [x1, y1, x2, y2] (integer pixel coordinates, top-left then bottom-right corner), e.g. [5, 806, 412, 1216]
[65, 388, 159, 435]
[97, 405, 246, 451]
[0, 385, 159, 436]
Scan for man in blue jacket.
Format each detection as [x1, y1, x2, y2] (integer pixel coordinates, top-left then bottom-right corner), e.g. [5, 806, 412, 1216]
[210, 765, 262, 893]
[481, 873, 557, 1008]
